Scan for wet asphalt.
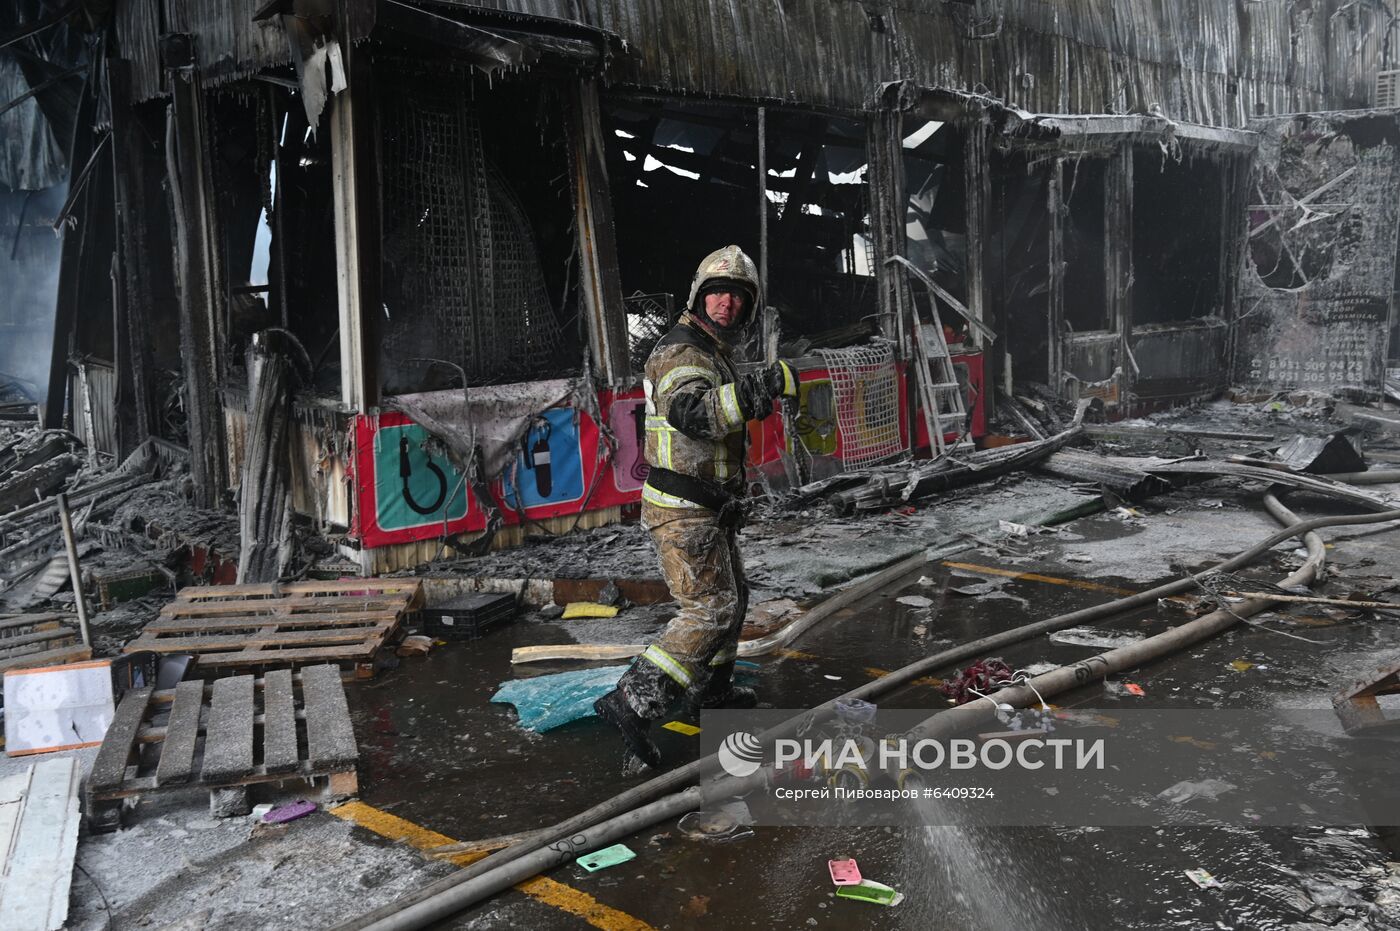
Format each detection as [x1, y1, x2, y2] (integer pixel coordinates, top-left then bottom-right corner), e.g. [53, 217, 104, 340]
[345, 502, 1400, 930]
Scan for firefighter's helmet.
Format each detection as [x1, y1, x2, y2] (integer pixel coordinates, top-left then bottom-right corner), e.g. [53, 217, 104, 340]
[685, 245, 762, 334]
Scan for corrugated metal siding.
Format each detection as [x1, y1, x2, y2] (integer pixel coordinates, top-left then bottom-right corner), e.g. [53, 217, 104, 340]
[114, 0, 164, 104]
[164, 0, 290, 88]
[115, 0, 357, 102]
[116, 0, 1395, 127]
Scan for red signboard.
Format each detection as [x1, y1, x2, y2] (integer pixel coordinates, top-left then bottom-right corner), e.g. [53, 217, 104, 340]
[351, 356, 984, 548]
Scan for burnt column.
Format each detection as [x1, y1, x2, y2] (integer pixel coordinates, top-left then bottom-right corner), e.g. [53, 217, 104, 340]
[164, 34, 228, 508]
[328, 37, 380, 412]
[568, 78, 629, 385]
[107, 60, 158, 455]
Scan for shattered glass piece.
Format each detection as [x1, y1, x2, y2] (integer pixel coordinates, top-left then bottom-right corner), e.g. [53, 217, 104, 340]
[491, 665, 627, 732]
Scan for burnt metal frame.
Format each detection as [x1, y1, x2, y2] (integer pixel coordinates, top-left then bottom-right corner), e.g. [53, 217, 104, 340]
[1027, 117, 1256, 411]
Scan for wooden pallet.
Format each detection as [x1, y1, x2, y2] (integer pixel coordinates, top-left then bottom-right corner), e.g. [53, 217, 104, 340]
[85, 665, 359, 831]
[122, 579, 423, 677]
[0, 613, 89, 673]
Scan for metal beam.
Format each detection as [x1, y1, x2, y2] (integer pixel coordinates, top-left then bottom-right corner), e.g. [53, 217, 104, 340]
[1047, 158, 1065, 390]
[884, 255, 997, 343]
[962, 113, 990, 352]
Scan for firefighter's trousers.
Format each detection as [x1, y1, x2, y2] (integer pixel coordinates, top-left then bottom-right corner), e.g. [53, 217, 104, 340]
[616, 500, 749, 718]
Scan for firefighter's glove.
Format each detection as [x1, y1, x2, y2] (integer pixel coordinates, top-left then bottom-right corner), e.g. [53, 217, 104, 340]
[735, 362, 798, 421]
[716, 497, 748, 530]
[765, 361, 799, 400]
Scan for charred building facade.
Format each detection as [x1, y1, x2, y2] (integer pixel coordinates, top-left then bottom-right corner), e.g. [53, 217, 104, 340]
[6, 0, 1400, 570]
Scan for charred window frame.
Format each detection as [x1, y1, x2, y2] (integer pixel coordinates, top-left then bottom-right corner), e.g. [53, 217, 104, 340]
[375, 57, 579, 395]
[987, 145, 1053, 382]
[1132, 144, 1237, 324]
[600, 98, 877, 355]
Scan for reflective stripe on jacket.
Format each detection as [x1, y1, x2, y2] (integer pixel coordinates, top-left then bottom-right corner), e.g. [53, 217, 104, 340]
[642, 315, 747, 509]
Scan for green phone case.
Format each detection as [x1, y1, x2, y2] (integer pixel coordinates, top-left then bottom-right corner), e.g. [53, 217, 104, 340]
[577, 843, 637, 872]
[836, 880, 900, 906]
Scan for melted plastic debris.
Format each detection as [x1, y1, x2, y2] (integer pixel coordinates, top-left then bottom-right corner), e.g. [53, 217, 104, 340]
[491, 665, 627, 732]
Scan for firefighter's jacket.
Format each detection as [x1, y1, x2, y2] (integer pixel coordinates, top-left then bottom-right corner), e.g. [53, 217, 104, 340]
[641, 314, 751, 510]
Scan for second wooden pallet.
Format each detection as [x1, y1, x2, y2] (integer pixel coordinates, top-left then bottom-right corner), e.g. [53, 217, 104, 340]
[123, 579, 423, 676]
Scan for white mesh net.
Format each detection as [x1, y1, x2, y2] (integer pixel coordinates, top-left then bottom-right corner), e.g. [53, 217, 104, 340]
[816, 341, 907, 467]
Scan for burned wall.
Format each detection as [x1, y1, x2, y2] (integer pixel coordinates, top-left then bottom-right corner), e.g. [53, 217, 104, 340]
[1236, 111, 1400, 396]
[446, 1, 1392, 123]
[115, 1, 1396, 128]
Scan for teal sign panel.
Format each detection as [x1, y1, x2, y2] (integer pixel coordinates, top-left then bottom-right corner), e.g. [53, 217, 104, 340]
[373, 424, 470, 533]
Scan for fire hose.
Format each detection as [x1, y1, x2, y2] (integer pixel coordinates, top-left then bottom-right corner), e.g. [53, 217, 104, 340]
[337, 497, 1400, 931]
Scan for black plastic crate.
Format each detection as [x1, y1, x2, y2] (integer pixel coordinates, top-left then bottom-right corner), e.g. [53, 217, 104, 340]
[425, 591, 519, 640]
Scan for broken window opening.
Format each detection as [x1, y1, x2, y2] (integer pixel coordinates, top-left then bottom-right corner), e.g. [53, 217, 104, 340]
[273, 89, 339, 394]
[247, 111, 286, 291]
[902, 118, 970, 332]
[206, 86, 295, 402]
[1060, 156, 1111, 333]
[376, 58, 579, 394]
[601, 98, 877, 353]
[988, 147, 1052, 383]
[1249, 161, 1365, 291]
[1131, 145, 1233, 324]
[205, 84, 341, 397]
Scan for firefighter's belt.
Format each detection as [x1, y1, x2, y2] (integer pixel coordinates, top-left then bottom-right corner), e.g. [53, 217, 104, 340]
[646, 467, 745, 527]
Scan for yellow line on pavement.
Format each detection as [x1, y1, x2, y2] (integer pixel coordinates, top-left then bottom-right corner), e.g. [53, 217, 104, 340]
[330, 801, 655, 931]
[331, 801, 485, 865]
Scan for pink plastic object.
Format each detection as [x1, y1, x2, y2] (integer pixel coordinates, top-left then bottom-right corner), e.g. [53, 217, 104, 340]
[828, 858, 862, 886]
[263, 800, 317, 824]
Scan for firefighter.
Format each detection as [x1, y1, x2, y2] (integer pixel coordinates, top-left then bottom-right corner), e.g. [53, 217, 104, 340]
[594, 245, 798, 768]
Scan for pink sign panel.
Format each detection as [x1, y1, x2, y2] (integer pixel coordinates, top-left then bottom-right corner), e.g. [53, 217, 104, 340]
[609, 398, 649, 492]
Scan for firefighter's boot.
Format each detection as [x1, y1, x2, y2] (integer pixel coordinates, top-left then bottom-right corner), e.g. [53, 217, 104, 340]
[593, 689, 662, 769]
[695, 662, 758, 712]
